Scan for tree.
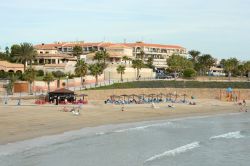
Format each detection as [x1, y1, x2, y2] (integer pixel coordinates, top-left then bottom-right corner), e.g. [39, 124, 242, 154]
[183, 68, 197, 78]
[188, 50, 200, 63]
[88, 63, 103, 86]
[75, 59, 88, 86]
[146, 57, 154, 68]
[23, 68, 36, 94]
[43, 72, 54, 92]
[6, 74, 18, 95]
[93, 51, 103, 62]
[224, 58, 239, 80]
[122, 56, 129, 65]
[93, 50, 110, 64]
[116, 65, 126, 82]
[73, 45, 83, 61]
[243, 61, 250, 80]
[138, 50, 145, 61]
[237, 65, 246, 78]
[197, 54, 216, 75]
[132, 59, 144, 80]
[5, 47, 10, 56]
[102, 50, 110, 64]
[12, 43, 37, 70]
[167, 54, 193, 78]
[52, 70, 65, 88]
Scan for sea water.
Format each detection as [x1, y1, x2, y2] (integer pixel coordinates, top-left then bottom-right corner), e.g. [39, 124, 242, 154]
[0, 112, 250, 166]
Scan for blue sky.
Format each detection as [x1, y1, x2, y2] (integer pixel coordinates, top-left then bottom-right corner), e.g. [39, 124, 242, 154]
[0, 0, 250, 60]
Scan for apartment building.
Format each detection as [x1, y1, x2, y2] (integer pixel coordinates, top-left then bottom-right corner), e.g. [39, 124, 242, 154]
[34, 41, 187, 69]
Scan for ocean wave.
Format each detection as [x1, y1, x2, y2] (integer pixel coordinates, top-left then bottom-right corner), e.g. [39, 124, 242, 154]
[210, 131, 244, 139]
[114, 122, 175, 133]
[145, 142, 200, 163]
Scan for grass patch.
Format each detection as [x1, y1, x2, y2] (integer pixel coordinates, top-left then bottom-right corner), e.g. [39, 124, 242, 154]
[89, 80, 250, 90]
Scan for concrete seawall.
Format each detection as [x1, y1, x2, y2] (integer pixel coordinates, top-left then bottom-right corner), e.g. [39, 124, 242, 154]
[81, 88, 250, 100]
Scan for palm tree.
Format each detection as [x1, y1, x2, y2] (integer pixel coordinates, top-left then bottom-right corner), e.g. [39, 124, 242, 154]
[88, 63, 103, 86]
[12, 43, 37, 70]
[93, 51, 103, 62]
[75, 59, 88, 86]
[23, 68, 36, 94]
[243, 61, 250, 81]
[43, 72, 54, 92]
[224, 58, 239, 80]
[138, 50, 145, 61]
[116, 65, 126, 82]
[73, 45, 83, 61]
[52, 70, 65, 88]
[6, 74, 18, 95]
[122, 56, 129, 65]
[102, 50, 110, 64]
[132, 59, 144, 80]
[197, 54, 216, 75]
[237, 65, 246, 78]
[147, 57, 154, 68]
[188, 50, 200, 63]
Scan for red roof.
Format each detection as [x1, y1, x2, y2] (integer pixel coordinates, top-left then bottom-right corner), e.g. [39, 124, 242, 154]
[35, 43, 62, 50]
[35, 42, 185, 50]
[123, 42, 185, 49]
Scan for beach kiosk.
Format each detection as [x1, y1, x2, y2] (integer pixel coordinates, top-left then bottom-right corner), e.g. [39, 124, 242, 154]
[48, 88, 76, 104]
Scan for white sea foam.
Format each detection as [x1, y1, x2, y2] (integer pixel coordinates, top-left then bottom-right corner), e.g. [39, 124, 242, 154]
[114, 122, 175, 133]
[145, 142, 200, 162]
[210, 131, 244, 139]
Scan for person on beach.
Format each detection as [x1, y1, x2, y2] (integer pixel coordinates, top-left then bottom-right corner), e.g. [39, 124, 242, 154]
[62, 106, 69, 112]
[239, 100, 247, 112]
[121, 101, 125, 111]
[168, 103, 175, 108]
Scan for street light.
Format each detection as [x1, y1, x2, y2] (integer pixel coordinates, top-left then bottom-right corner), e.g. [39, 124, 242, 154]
[66, 76, 69, 89]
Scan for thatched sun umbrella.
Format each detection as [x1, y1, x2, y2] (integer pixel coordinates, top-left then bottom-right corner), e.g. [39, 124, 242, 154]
[129, 94, 138, 100]
[139, 93, 146, 99]
[110, 95, 120, 100]
[120, 94, 128, 100]
[78, 94, 88, 101]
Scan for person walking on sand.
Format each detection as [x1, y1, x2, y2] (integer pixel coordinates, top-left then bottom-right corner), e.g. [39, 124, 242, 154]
[240, 100, 247, 112]
[121, 101, 125, 111]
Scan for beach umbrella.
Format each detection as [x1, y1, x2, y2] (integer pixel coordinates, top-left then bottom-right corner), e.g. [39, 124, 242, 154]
[120, 94, 128, 100]
[226, 87, 233, 93]
[78, 94, 88, 100]
[139, 93, 146, 98]
[129, 94, 138, 99]
[110, 95, 120, 100]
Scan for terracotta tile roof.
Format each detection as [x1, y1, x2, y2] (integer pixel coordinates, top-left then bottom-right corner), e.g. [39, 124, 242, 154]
[0, 61, 24, 68]
[34, 43, 62, 50]
[108, 52, 125, 57]
[106, 44, 130, 49]
[123, 42, 185, 49]
[34, 42, 185, 50]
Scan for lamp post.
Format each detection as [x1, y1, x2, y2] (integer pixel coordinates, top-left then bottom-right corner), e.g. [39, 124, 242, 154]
[66, 76, 69, 89]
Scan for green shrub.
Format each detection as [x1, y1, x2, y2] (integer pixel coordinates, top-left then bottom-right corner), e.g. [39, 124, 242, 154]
[183, 68, 196, 78]
[37, 70, 44, 76]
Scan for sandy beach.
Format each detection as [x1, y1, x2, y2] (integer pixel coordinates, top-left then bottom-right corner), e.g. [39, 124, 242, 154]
[0, 99, 248, 145]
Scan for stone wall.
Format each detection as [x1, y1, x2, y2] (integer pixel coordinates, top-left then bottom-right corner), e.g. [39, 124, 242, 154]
[80, 88, 250, 100]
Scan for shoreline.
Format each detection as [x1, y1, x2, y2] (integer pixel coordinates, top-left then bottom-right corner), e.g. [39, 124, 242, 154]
[0, 99, 248, 145]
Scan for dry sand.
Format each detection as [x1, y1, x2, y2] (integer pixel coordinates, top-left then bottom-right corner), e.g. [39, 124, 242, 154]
[0, 99, 248, 145]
